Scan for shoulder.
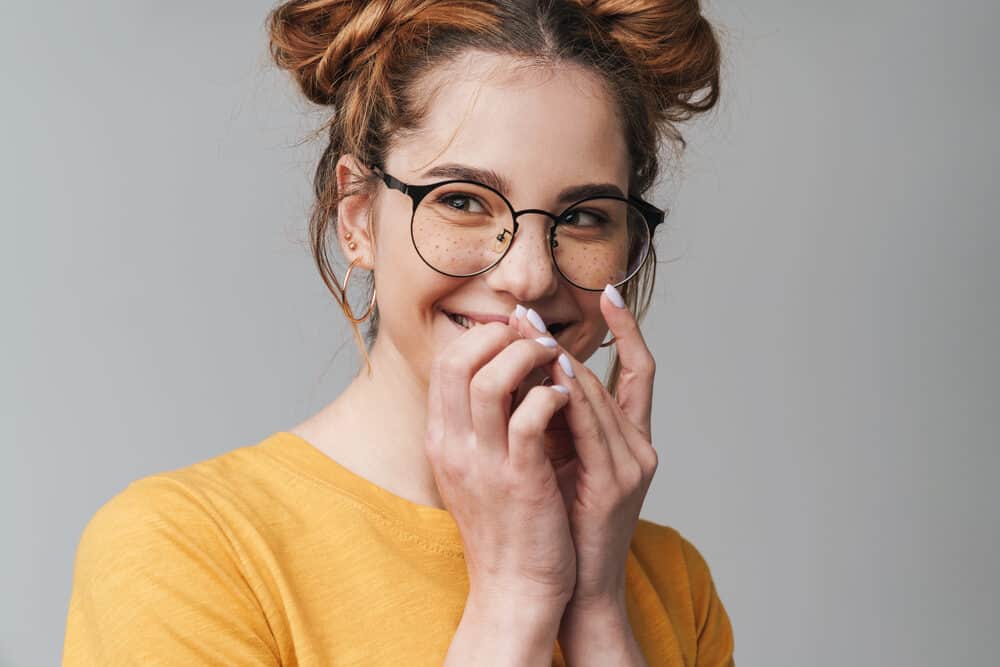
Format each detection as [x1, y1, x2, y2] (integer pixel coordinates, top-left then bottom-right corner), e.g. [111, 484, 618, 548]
[65, 454, 281, 663]
[631, 517, 718, 585]
[76, 472, 226, 559]
[630, 518, 736, 665]
[78, 444, 259, 548]
[74, 436, 289, 565]
[70, 470, 251, 615]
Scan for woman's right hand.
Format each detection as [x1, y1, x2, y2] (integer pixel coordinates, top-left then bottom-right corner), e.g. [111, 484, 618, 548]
[425, 317, 576, 610]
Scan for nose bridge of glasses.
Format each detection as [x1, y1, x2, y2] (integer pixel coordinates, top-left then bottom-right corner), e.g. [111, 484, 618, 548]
[510, 208, 561, 243]
[512, 208, 562, 226]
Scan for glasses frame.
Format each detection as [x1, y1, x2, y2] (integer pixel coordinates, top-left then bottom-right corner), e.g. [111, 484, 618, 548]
[369, 163, 667, 292]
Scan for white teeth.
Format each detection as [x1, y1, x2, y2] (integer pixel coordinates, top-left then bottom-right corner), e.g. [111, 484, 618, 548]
[447, 312, 478, 329]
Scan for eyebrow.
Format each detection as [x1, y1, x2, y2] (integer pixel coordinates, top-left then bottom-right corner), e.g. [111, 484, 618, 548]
[419, 162, 626, 205]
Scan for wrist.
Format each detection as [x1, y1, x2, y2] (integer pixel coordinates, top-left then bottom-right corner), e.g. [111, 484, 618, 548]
[451, 592, 566, 665]
[558, 593, 646, 665]
[560, 592, 629, 636]
[465, 589, 568, 630]
[564, 585, 627, 616]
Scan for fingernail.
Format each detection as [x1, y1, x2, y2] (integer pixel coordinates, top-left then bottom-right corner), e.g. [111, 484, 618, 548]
[526, 308, 547, 333]
[534, 336, 558, 348]
[604, 284, 626, 308]
[558, 353, 575, 378]
[550, 384, 570, 395]
[515, 304, 527, 319]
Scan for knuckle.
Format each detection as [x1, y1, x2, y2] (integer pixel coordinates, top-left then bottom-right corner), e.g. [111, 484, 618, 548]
[508, 389, 552, 439]
[439, 456, 464, 479]
[619, 460, 644, 488]
[438, 355, 469, 384]
[469, 373, 501, 403]
[639, 445, 659, 475]
[636, 353, 656, 377]
[424, 424, 444, 451]
[436, 443, 470, 479]
[507, 419, 536, 444]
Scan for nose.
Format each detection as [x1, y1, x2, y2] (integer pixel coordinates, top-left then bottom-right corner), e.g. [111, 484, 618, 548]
[483, 212, 560, 302]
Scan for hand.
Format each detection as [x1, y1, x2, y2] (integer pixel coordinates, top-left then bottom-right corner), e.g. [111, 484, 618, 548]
[510, 287, 659, 609]
[425, 318, 578, 610]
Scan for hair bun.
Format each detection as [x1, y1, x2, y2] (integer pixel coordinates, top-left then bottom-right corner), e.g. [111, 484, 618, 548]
[267, 0, 386, 106]
[267, 0, 501, 106]
[572, 0, 721, 125]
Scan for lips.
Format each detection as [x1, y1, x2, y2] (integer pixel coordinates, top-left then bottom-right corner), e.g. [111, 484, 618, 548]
[445, 312, 480, 329]
[442, 308, 572, 335]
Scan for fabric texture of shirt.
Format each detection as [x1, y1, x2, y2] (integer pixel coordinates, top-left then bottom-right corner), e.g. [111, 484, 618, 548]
[63, 431, 735, 665]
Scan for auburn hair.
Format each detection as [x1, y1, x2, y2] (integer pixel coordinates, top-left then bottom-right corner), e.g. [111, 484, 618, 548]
[266, 0, 721, 394]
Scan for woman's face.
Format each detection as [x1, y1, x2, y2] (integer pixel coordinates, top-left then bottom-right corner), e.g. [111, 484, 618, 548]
[345, 50, 631, 385]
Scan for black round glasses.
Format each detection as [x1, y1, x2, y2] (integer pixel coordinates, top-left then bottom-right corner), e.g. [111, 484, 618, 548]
[369, 164, 667, 292]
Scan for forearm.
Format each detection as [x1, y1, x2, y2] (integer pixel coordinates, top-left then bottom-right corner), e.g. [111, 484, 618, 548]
[557, 596, 648, 667]
[445, 594, 566, 666]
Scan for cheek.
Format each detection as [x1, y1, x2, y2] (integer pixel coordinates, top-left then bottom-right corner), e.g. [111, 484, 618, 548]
[566, 293, 609, 358]
[575, 291, 604, 326]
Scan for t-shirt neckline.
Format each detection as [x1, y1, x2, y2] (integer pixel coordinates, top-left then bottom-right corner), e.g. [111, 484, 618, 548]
[259, 431, 465, 556]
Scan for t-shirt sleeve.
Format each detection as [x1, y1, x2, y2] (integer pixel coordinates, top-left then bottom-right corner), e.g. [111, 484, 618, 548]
[63, 476, 280, 665]
[679, 536, 736, 667]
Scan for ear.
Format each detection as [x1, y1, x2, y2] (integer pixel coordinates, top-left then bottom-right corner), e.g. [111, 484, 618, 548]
[335, 153, 377, 270]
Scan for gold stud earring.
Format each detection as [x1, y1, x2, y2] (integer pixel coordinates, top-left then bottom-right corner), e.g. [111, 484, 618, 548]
[344, 231, 353, 240]
[348, 241, 357, 251]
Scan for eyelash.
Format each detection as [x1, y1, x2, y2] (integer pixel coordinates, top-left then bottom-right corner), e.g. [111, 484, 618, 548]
[435, 192, 610, 227]
[561, 209, 609, 227]
[437, 193, 487, 213]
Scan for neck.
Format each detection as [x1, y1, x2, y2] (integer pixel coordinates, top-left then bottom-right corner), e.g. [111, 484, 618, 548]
[299, 333, 446, 510]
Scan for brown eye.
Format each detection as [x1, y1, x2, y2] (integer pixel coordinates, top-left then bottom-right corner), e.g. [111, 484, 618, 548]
[436, 193, 487, 214]
[562, 209, 608, 227]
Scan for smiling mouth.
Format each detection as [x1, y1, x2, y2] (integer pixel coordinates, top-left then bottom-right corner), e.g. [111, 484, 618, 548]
[443, 309, 572, 336]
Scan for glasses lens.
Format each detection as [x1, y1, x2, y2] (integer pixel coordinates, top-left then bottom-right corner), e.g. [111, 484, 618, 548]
[412, 182, 514, 277]
[551, 198, 651, 290]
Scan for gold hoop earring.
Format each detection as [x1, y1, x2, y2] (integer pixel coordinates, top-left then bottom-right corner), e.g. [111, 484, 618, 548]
[340, 257, 376, 324]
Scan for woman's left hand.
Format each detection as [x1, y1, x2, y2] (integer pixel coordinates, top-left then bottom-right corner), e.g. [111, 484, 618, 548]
[512, 285, 659, 610]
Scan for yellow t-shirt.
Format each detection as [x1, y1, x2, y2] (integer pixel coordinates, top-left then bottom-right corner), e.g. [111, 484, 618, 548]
[63, 431, 735, 665]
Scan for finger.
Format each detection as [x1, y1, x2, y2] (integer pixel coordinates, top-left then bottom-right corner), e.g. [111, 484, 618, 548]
[564, 353, 638, 474]
[601, 284, 655, 434]
[510, 304, 553, 397]
[507, 384, 571, 472]
[512, 304, 549, 339]
[430, 321, 520, 449]
[469, 336, 561, 447]
[509, 303, 528, 329]
[550, 351, 614, 477]
[606, 394, 660, 477]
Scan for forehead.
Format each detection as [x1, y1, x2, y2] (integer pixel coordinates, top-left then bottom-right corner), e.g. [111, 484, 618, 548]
[389, 50, 630, 197]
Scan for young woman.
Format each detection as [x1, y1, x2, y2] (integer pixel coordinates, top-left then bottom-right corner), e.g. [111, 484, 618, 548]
[64, 1, 733, 664]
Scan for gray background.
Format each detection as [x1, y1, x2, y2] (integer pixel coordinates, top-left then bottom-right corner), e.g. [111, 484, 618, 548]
[3, 1, 997, 665]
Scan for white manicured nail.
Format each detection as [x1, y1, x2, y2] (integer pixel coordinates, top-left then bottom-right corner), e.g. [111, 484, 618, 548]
[535, 336, 558, 348]
[526, 308, 547, 332]
[514, 304, 527, 319]
[604, 283, 626, 308]
[558, 353, 575, 378]
[550, 384, 570, 395]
